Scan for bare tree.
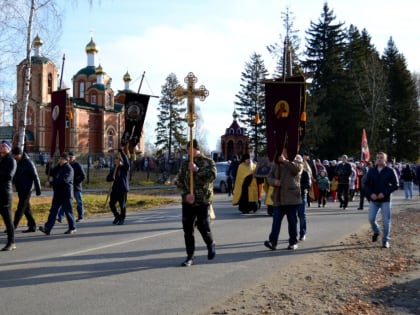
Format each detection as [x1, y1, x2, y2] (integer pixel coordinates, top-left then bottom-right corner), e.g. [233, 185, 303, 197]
[0, 0, 62, 149]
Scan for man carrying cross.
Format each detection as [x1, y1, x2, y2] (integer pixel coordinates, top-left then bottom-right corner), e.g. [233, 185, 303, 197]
[173, 72, 215, 267]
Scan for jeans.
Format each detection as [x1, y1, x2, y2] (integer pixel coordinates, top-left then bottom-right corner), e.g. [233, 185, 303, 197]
[337, 183, 350, 208]
[368, 201, 391, 242]
[58, 190, 84, 220]
[268, 205, 298, 247]
[45, 198, 76, 231]
[297, 193, 307, 238]
[74, 190, 85, 219]
[403, 181, 413, 199]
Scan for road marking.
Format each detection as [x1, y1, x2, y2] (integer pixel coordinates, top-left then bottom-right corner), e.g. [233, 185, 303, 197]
[61, 229, 181, 257]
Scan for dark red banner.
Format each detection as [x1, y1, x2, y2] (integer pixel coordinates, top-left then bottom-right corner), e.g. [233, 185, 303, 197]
[264, 75, 306, 161]
[50, 89, 68, 156]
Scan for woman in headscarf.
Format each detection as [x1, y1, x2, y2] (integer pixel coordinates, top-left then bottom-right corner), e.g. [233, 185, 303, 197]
[232, 153, 259, 213]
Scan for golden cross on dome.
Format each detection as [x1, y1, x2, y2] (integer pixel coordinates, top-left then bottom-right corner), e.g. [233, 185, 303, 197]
[173, 72, 209, 127]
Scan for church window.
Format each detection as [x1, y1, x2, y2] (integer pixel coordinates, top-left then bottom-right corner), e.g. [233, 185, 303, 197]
[108, 130, 114, 149]
[79, 81, 85, 98]
[90, 93, 96, 104]
[48, 73, 52, 93]
[229, 128, 234, 135]
[236, 128, 242, 135]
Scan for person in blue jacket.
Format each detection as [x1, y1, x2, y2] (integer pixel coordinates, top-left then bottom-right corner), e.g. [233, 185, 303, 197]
[40, 152, 76, 235]
[106, 149, 130, 225]
[364, 152, 398, 248]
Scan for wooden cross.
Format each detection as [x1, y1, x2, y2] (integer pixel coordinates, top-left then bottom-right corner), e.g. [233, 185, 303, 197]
[173, 72, 209, 195]
[173, 72, 209, 127]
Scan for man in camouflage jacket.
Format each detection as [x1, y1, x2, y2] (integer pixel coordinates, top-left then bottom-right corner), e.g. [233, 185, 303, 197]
[176, 139, 217, 267]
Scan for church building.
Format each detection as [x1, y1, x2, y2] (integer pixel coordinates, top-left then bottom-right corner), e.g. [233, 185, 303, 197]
[12, 35, 143, 157]
[220, 110, 249, 161]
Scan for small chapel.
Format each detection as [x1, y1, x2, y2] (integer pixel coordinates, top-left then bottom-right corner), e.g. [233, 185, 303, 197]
[220, 110, 249, 161]
[12, 35, 143, 157]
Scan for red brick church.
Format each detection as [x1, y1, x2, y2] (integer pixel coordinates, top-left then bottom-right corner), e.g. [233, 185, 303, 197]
[12, 35, 143, 156]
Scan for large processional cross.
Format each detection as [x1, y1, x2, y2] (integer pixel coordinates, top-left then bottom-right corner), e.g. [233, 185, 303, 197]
[173, 72, 209, 193]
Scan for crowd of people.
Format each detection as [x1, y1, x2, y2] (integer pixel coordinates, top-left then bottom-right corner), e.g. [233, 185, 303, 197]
[0, 137, 418, 262]
[227, 149, 417, 250]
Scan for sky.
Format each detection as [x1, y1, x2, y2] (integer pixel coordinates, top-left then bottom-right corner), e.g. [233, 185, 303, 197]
[55, 0, 419, 152]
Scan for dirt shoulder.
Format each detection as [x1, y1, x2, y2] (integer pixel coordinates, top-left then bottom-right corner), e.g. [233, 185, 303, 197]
[202, 199, 420, 315]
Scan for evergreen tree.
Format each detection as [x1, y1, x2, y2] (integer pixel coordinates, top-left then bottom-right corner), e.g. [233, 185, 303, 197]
[302, 3, 348, 158]
[154, 73, 187, 158]
[382, 38, 419, 161]
[234, 52, 268, 160]
[343, 26, 387, 157]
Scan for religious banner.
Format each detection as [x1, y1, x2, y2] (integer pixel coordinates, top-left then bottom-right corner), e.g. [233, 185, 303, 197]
[121, 92, 150, 149]
[50, 89, 68, 156]
[264, 75, 306, 161]
[361, 128, 370, 161]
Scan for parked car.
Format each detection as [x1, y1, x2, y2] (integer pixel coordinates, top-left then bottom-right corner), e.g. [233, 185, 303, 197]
[214, 161, 230, 193]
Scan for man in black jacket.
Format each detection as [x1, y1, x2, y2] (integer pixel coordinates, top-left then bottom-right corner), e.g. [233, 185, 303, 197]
[336, 154, 352, 210]
[106, 149, 130, 225]
[0, 140, 17, 251]
[57, 152, 86, 222]
[40, 153, 76, 235]
[12, 147, 42, 233]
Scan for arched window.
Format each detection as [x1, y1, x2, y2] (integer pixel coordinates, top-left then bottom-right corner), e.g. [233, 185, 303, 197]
[236, 128, 242, 135]
[79, 81, 85, 98]
[108, 130, 114, 149]
[90, 92, 96, 104]
[229, 128, 234, 135]
[48, 73, 52, 93]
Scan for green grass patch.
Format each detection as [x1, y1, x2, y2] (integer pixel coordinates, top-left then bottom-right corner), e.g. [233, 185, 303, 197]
[3, 191, 179, 228]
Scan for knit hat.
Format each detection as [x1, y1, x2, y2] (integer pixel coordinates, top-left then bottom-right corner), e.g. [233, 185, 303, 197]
[1, 140, 12, 150]
[323, 160, 329, 165]
[11, 147, 23, 155]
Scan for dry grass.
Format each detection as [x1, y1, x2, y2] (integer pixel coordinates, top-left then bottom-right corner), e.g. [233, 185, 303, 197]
[2, 190, 179, 227]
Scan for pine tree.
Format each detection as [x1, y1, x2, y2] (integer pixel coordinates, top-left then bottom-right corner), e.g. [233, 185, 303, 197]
[343, 26, 387, 156]
[382, 38, 419, 161]
[154, 73, 187, 159]
[302, 3, 348, 158]
[234, 52, 268, 160]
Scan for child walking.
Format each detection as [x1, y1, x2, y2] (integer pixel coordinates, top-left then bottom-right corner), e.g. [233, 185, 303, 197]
[317, 170, 330, 207]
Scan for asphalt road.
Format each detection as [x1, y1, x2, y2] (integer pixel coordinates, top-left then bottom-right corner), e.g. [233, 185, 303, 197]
[0, 190, 410, 315]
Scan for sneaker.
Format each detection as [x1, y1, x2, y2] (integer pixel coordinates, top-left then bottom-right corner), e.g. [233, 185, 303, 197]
[117, 220, 125, 225]
[287, 244, 298, 250]
[382, 241, 390, 248]
[76, 218, 84, 222]
[1, 242, 16, 251]
[357, 207, 363, 210]
[64, 229, 77, 234]
[112, 217, 119, 225]
[181, 257, 194, 267]
[39, 226, 50, 235]
[264, 240, 276, 250]
[372, 233, 379, 242]
[207, 242, 216, 260]
[299, 235, 306, 241]
[56, 218, 62, 223]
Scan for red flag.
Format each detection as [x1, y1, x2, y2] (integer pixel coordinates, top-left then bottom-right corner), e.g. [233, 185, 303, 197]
[50, 89, 68, 156]
[264, 75, 306, 161]
[361, 129, 370, 161]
